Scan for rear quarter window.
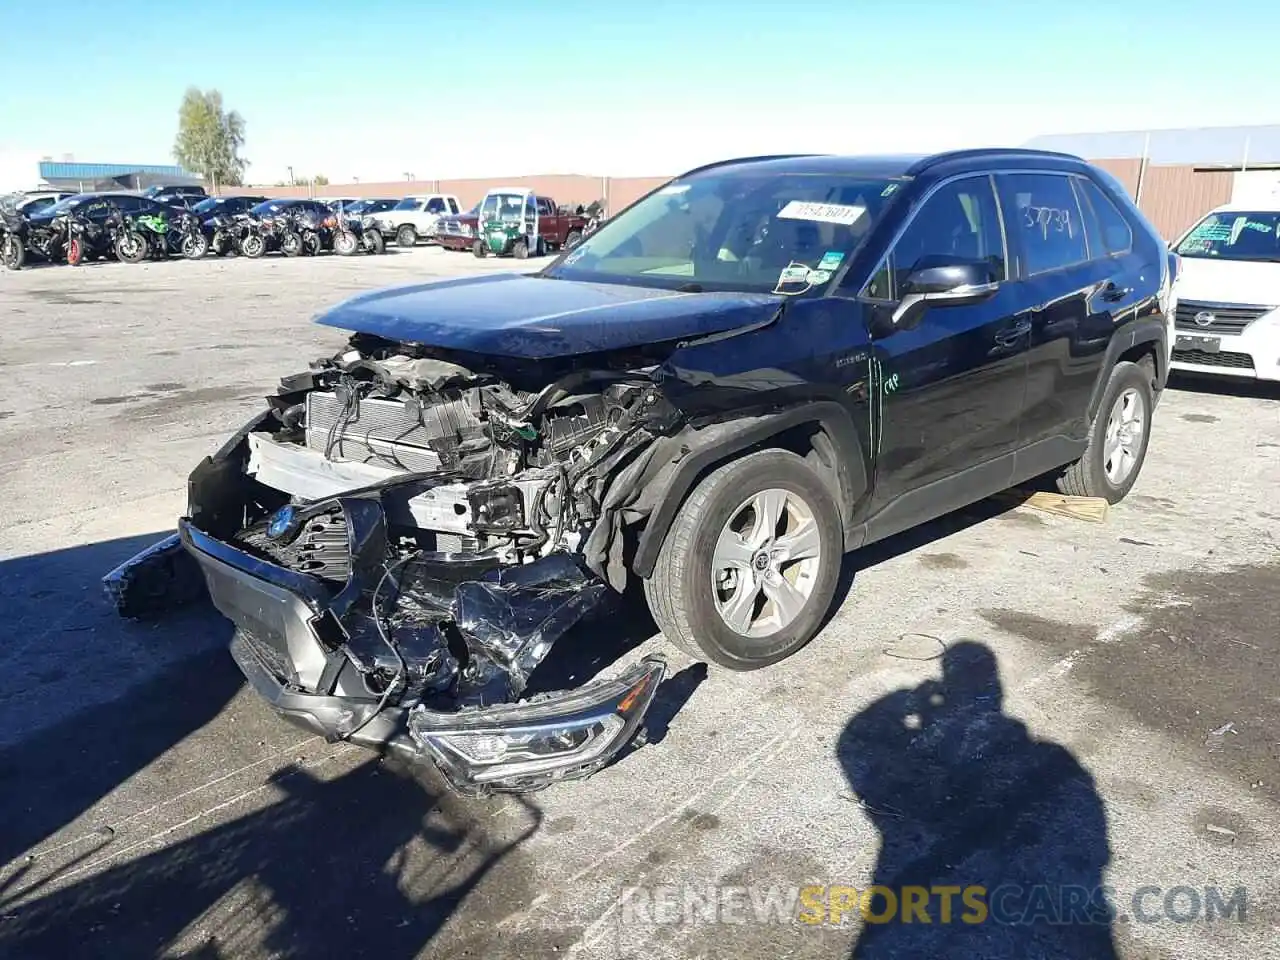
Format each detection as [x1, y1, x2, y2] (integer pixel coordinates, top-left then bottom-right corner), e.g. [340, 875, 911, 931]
[1076, 177, 1133, 256]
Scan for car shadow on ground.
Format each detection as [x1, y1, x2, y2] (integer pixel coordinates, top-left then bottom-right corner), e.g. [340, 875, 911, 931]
[1167, 372, 1280, 401]
[0, 533, 240, 868]
[0, 757, 542, 959]
[838, 640, 1116, 958]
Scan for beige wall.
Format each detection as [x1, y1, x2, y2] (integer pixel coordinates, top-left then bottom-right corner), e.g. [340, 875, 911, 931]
[233, 173, 675, 213]
[233, 159, 1232, 238]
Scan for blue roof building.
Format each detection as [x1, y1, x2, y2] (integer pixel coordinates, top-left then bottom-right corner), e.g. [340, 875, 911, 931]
[38, 160, 202, 191]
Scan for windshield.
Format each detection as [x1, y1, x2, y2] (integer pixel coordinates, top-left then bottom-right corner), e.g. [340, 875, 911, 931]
[192, 197, 228, 214]
[1176, 211, 1280, 262]
[480, 193, 529, 222]
[544, 173, 902, 293]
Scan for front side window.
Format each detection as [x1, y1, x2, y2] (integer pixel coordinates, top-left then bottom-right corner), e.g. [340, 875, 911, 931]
[1076, 178, 1133, 256]
[545, 172, 901, 294]
[426, 198, 446, 214]
[999, 173, 1088, 275]
[1175, 211, 1280, 262]
[865, 176, 1005, 300]
[448, 198, 459, 214]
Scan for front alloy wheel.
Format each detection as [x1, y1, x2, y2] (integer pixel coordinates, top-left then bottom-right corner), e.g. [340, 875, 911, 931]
[712, 489, 823, 637]
[645, 449, 842, 670]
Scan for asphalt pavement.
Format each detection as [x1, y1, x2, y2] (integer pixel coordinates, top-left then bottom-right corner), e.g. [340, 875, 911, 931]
[0, 248, 1277, 959]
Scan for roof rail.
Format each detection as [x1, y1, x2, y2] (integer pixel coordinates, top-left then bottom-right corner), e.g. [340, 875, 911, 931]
[906, 147, 1085, 175]
[675, 154, 826, 178]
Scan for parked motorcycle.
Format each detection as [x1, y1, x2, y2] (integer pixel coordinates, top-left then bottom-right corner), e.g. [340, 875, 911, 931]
[1, 206, 28, 270]
[64, 211, 115, 266]
[207, 214, 239, 256]
[232, 214, 269, 258]
[175, 211, 209, 259]
[279, 208, 326, 257]
[333, 210, 386, 255]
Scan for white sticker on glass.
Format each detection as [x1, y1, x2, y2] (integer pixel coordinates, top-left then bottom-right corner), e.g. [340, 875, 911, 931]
[777, 201, 867, 226]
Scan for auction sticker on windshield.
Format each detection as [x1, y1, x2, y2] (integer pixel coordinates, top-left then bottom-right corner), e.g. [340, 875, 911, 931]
[777, 201, 866, 226]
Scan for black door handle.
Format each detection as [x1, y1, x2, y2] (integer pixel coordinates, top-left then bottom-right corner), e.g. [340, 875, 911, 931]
[1101, 282, 1132, 302]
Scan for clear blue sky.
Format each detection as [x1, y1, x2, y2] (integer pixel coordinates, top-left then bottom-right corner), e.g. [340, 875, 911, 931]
[1, 0, 1276, 188]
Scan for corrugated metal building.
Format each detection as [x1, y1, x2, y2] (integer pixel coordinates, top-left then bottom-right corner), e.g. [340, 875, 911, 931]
[1025, 125, 1280, 239]
[38, 161, 202, 192]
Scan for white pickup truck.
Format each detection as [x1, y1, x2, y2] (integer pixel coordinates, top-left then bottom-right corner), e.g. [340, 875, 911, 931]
[368, 194, 462, 247]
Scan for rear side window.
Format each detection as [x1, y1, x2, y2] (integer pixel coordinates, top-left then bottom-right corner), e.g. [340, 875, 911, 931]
[1076, 178, 1133, 255]
[999, 173, 1088, 276]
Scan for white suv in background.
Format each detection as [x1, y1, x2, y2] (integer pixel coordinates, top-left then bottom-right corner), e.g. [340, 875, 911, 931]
[1170, 202, 1280, 382]
[369, 194, 461, 247]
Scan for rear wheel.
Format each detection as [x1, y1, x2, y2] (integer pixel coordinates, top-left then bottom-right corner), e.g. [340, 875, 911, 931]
[564, 229, 583, 250]
[302, 230, 322, 256]
[472, 239, 487, 258]
[644, 449, 843, 670]
[280, 231, 303, 257]
[2, 235, 25, 270]
[1055, 361, 1154, 503]
[396, 224, 418, 247]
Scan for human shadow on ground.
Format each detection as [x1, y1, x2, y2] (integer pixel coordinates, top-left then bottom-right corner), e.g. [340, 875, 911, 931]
[838, 641, 1116, 959]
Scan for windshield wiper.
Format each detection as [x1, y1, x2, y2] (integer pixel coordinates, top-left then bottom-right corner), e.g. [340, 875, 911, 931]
[676, 282, 703, 293]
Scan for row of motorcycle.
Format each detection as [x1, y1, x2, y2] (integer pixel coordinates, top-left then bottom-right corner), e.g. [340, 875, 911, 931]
[0, 203, 386, 271]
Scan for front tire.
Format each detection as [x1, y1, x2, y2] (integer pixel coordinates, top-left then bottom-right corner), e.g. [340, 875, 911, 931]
[240, 234, 265, 258]
[115, 232, 148, 264]
[512, 238, 529, 260]
[182, 233, 209, 259]
[333, 229, 358, 256]
[2, 235, 25, 270]
[363, 229, 386, 255]
[1055, 360, 1154, 503]
[472, 239, 488, 258]
[564, 229, 583, 250]
[67, 237, 85, 266]
[644, 449, 843, 670]
[396, 224, 418, 247]
[280, 231, 303, 257]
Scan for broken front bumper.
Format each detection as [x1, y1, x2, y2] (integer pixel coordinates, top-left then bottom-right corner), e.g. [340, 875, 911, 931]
[165, 520, 665, 795]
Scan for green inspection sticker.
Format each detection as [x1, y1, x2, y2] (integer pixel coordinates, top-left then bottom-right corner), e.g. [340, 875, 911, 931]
[817, 251, 845, 271]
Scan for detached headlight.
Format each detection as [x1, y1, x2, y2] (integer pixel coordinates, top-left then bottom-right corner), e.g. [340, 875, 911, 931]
[409, 656, 665, 794]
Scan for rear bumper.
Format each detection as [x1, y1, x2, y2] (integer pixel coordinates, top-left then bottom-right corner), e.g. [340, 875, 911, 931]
[167, 518, 665, 794]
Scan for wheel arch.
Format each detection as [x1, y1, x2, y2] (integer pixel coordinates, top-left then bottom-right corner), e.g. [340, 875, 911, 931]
[1088, 317, 1168, 420]
[631, 402, 869, 579]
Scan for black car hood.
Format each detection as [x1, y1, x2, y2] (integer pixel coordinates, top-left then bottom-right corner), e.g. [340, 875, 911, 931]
[314, 273, 785, 359]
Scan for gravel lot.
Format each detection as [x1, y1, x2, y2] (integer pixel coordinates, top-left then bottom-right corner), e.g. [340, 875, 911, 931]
[0, 250, 1277, 959]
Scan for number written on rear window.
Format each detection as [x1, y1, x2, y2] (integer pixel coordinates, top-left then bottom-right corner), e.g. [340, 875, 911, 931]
[999, 173, 1088, 276]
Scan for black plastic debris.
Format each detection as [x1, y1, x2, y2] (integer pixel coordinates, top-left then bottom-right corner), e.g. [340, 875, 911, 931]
[102, 533, 208, 620]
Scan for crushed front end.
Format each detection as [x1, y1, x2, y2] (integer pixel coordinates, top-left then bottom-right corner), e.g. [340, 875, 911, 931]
[108, 335, 685, 794]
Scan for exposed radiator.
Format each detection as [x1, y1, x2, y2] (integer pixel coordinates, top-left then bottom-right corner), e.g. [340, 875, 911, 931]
[304, 390, 485, 473]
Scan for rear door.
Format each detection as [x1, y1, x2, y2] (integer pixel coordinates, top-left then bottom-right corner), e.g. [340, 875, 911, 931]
[997, 172, 1135, 451]
[864, 174, 1032, 520]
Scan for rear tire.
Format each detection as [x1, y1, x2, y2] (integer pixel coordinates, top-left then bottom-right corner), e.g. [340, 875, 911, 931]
[396, 224, 418, 247]
[281, 231, 303, 257]
[564, 229, 583, 249]
[644, 449, 843, 670]
[1055, 361, 1153, 503]
[472, 239, 487, 258]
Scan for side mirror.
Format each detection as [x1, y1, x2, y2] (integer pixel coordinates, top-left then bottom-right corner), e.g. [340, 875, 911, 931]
[891, 261, 999, 328]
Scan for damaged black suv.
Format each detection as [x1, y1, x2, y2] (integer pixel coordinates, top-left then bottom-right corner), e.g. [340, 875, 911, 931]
[109, 149, 1176, 794]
